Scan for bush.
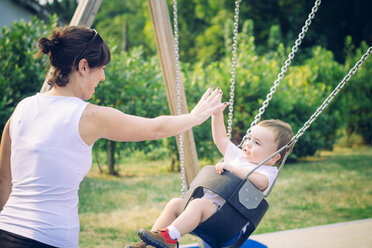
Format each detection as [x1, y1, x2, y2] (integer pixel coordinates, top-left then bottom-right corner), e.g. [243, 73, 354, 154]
[90, 47, 169, 173]
[183, 20, 347, 161]
[0, 16, 56, 132]
[2, 17, 368, 169]
[341, 40, 372, 145]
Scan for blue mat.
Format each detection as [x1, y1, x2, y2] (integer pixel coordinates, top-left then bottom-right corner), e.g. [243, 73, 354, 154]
[239, 239, 267, 248]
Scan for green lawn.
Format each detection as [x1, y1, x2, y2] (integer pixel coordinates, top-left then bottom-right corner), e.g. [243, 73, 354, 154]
[78, 146, 372, 247]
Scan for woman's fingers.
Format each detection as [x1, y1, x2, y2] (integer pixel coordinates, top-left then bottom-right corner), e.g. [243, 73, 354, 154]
[190, 86, 227, 125]
[210, 90, 223, 104]
[199, 86, 222, 105]
[200, 87, 213, 101]
[207, 87, 222, 103]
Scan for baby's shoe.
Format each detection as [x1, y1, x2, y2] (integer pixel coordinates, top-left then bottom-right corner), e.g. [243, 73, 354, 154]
[138, 228, 178, 248]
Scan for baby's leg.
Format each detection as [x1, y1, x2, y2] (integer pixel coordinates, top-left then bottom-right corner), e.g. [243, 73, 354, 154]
[171, 198, 216, 236]
[151, 197, 183, 231]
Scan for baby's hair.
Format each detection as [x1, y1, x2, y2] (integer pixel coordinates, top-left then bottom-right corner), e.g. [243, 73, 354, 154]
[257, 119, 293, 164]
[37, 26, 111, 87]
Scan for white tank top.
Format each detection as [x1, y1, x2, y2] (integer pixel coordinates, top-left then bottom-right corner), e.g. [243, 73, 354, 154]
[0, 93, 92, 248]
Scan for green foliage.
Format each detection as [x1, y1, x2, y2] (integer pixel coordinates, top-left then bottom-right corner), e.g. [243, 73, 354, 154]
[1, 11, 370, 172]
[184, 27, 349, 160]
[163, 0, 370, 63]
[89, 18, 369, 164]
[271, 46, 346, 158]
[41, 0, 78, 24]
[341, 39, 372, 145]
[267, 25, 282, 51]
[90, 47, 170, 173]
[41, 0, 370, 64]
[93, 1, 155, 55]
[0, 16, 57, 132]
[194, 9, 231, 64]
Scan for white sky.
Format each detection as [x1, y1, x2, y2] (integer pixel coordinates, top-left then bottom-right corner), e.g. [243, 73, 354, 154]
[38, 0, 81, 5]
[38, 0, 53, 4]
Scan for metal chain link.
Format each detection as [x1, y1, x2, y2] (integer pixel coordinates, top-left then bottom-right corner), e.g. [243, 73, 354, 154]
[227, 0, 242, 139]
[172, 0, 187, 196]
[288, 46, 372, 147]
[238, 0, 321, 147]
[174, 0, 324, 194]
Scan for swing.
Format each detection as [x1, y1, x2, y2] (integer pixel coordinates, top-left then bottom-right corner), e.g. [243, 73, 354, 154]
[171, 0, 371, 247]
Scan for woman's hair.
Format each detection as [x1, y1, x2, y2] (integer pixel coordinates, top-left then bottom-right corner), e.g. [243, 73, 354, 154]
[38, 26, 111, 87]
[258, 119, 294, 165]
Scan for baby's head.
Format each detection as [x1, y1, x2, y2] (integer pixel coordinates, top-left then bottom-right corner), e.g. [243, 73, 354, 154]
[257, 119, 293, 164]
[243, 120, 293, 165]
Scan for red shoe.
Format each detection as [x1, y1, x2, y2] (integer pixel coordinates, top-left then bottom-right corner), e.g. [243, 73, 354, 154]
[138, 228, 178, 248]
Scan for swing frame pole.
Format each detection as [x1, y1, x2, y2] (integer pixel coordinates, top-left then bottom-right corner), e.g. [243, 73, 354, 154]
[148, 0, 200, 185]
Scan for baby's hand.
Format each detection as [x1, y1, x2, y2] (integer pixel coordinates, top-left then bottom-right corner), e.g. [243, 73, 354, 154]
[215, 162, 225, 174]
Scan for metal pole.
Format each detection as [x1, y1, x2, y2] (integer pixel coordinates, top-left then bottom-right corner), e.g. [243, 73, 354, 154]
[148, 0, 200, 185]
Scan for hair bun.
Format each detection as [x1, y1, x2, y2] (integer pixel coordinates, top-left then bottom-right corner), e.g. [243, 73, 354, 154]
[38, 37, 54, 54]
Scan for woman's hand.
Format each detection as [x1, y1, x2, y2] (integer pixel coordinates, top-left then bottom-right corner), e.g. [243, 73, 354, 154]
[190, 87, 226, 125]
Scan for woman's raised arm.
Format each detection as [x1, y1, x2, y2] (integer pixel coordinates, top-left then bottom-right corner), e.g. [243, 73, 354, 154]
[79, 87, 226, 145]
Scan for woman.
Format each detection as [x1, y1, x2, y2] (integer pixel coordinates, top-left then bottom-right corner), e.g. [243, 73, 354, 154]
[0, 26, 225, 248]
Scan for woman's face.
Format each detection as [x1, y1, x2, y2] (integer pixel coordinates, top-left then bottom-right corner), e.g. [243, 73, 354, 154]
[81, 65, 106, 100]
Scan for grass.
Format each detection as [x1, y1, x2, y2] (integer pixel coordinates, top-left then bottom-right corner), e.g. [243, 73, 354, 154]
[78, 146, 372, 247]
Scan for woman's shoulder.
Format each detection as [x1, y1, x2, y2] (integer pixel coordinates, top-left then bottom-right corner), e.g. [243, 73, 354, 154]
[13, 94, 37, 111]
[82, 103, 109, 118]
[79, 104, 122, 145]
[83, 103, 124, 119]
[20, 93, 37, 103]
[80, 104, 116, 130]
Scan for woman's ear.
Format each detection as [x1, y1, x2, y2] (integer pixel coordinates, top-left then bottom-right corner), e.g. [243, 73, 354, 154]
[77, 59, 89, 74]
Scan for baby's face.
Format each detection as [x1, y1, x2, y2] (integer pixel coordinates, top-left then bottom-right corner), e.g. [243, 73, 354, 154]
[242, 125, 278, 165]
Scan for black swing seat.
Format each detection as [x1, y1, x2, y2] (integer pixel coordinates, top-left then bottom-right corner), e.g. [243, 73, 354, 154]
[178, 165, 269, 248]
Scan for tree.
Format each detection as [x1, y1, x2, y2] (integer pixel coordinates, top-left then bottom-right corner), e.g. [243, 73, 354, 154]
[90, 47, 168, 175]
[341, 39, 372, 145]
[39, 0, 371, 64]
[93, 1, 156, 55]
[182, 22, 348, 161]
[40, 0, 78, 24]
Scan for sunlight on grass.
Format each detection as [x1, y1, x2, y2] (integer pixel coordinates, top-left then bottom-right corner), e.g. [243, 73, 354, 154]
[79, 146, 372, 247]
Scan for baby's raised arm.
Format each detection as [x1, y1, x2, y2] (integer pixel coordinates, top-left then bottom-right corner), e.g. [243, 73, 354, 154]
[211, 104, 229, 155]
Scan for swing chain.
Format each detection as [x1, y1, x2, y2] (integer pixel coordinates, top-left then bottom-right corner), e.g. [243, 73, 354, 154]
[240, 0, 321, 146]
[288, 46, 372, 147]
[227, 0, 242, 139]
[265, 46, 371, 197]
[172, 0, 188, 196]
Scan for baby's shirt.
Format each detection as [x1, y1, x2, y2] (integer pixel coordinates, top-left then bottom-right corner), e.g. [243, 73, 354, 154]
[203, 141, 278, 206]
